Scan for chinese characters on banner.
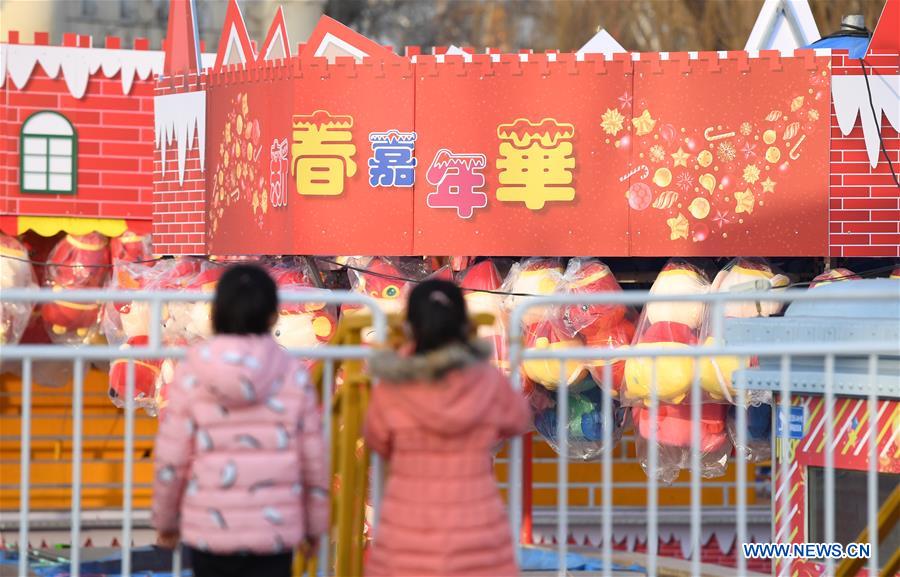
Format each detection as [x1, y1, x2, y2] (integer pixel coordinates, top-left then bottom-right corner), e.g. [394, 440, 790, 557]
[205, 55, 830, 257]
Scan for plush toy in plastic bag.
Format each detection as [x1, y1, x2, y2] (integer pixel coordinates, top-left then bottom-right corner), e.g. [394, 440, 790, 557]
[633, 403, 731, 483]
[532, 382, 625, 461]
[458, 259, 508, 371]
[624, 260, 709, 406]
[42, 232, 110, 344]
[0, 233, 37, 346]
[810, 268, 860, 288]
[728, 404, 772, 463]
[110, 230, 152, 263]
[107, 335, 163, 411]
[503, 259, 587, 390]
[269, 260, 337, 350]
[561, 258, 636, 392]
[344, 257, 428, 343]
[699, 258, 786, 403]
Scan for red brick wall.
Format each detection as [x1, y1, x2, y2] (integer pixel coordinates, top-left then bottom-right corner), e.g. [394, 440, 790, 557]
[829, 50, 900, 258]
[0, 32, 157, 226]
[151, 73, 207, 256]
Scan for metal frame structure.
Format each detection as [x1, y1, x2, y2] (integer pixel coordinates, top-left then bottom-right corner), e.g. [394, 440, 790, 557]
[3, 286, 899, 577]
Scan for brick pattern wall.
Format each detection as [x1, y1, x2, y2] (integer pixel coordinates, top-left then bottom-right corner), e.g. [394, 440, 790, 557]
[829, 50, 900, 258]
[151, 73, 207, 256]
[0, 32, 157, 225]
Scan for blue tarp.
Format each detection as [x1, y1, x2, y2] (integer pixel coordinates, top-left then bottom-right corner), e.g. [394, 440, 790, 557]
[518, 546, 645, 573]
[806, 34, 870, 59]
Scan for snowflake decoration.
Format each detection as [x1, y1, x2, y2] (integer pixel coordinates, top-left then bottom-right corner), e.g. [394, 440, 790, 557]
[743, 164, 761, 184]
[739, 122, 752, 136]
[675, 171, 694, 192]
[601, 108, 626, 136]
[618, 91, 633, 110]
[717, 141, 736, 162]
[741, 142, 757, 160]
[649, 144, 666, 163]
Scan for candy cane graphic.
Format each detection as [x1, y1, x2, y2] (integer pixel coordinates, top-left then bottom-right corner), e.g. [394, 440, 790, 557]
[704, 127, 736, 141]
[619, 164, 649, 182]
[789, 134, 806, 160]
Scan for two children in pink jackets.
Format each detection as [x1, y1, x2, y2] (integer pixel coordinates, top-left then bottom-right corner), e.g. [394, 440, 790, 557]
[153, 267, 527, 577]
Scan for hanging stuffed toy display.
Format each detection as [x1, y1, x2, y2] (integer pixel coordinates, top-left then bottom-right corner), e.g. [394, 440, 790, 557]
[344, 257, 428, 343]
[561, 258, 636, 392]
[41, 232, 110, 344]
[269, 259, 337, 350]
[0, 233, 38, 346]
[633, 403, 731, 483]
[624, 260, 709, 405]
[503, 258, 587, 390]
[107, 335, 163, 412]
[699, 258, 786, 403]
[110, 230, 152, 263]
[532, 383, 625, 461]
[458, 259, 508, 372]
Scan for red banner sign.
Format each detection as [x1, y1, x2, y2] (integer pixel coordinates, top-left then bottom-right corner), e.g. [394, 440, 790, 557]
[205, 53, 831, 256]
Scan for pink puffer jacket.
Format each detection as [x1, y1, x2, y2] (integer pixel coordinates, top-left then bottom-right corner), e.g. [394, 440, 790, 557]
[152, 334, 328, 554]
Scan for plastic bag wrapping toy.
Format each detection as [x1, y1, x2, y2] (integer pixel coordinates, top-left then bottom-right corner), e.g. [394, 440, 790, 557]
[104, 262, 166, 412]
[699, 258, 787, 404]
[267, 258, 337, 350]
[532, 382, 625, 461]
[344, 257, 429, 343]
[810, 267, 860, 288]
[109, 230, 152, 263]
[728, 404, 772, 463]
[560, 258, 636, 393]
[0, 233, 37, 346]
[458, 259, 508, 372]
[503, 258, 586, 391]
[41, 232, 110, 344]
[633, 403, 732, 484]
[624, 259, 709, 406]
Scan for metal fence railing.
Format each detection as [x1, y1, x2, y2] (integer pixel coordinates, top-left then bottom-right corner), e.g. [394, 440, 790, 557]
[506, 288, 900, 577]
[3, 286, 899, 577]
[1, 288, 387, 577]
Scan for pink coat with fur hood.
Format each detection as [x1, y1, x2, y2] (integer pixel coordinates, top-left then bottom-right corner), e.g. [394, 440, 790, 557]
[364, 340, 530, 577]
[152, 334, 328, 554]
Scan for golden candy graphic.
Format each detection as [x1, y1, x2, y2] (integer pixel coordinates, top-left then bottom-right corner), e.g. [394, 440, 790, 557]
[688, 197, 711, 219]
[735, 189, 755, 214]
[703, 127, 735, 141]
[652, 190, 679, 209]
[789, 134, 806, 160]
[697, 150, 713, 167]
[790, 96, 804, 112]
[699, 173, 716, 194]
[783, 122, 800, 141]
[652, 167, 672, 188]
[763, 130, 776, 144]
[765, 110, 781, 122]
[765, 147, 781, 164]
[667, 213, 690, 240]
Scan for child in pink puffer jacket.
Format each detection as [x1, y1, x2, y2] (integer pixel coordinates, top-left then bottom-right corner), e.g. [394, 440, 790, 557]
[153, 264, 328, 577]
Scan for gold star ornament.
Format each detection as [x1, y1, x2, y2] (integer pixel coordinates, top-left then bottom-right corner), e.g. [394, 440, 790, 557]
[667, 212, 690, 240]
[671, 147, 690, 167]
[761, 177, 776, 193]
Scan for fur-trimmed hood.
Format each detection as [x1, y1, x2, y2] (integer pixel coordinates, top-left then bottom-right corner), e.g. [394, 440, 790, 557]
[369, 339, 493, 383]
[368, 340, 498, 435]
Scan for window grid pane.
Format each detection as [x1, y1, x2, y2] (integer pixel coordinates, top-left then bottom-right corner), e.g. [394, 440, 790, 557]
[21, 119, 75, 193]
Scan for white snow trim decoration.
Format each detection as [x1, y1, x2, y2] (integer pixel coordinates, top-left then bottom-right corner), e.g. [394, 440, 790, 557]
[155, 91, 207, 185]
[0, 43, 162, 98]
[577, 29, 626, 56]
[833, 74, 900, 168]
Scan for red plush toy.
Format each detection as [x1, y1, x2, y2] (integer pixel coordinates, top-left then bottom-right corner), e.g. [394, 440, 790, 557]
[270, 265, 337, 349]
[110, 230, 151, 263]
[42, 233, 110, 344]
[108, 335, 162, 409]
[458, 259, 507, 370]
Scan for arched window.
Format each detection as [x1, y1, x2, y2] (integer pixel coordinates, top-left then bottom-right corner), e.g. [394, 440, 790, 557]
[20, 112, 77, 194]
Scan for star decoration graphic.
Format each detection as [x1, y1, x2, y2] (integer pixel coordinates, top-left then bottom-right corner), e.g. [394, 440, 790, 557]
[618, 91, 633, 110]
[761, 177, 776, 193]
[671, 147, 691, 167]
[600, 108, 626, 136]
[712, 209, 733, 229]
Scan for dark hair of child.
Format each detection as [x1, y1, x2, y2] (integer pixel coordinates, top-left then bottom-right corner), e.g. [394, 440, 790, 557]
[212, 264, 278, 335]
[406, 279, 470, 354]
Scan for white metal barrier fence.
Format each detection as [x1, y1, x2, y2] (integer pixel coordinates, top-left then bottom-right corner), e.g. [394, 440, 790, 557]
[1, 287, 387, 577]
[3, 287, 899, 577]
[506, 288, 900, 577]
